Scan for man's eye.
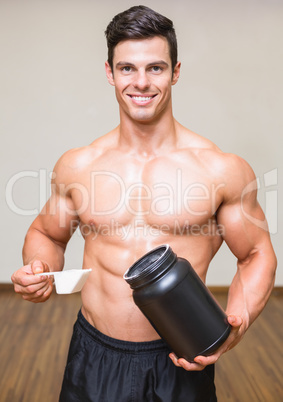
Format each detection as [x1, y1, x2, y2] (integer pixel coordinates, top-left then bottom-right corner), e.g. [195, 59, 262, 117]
[122, 66, 132, 72]
[151, 66, 162, 72]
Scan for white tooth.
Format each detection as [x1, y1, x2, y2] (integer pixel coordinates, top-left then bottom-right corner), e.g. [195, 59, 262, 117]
[133, 96, 152, 101]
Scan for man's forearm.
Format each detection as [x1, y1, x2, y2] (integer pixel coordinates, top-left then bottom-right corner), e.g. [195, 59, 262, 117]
[22, 227, 66, 272]
[226, 249, 277, 330]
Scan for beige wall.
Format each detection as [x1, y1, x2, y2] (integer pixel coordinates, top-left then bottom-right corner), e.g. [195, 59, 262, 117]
[1, 0, 282, 284]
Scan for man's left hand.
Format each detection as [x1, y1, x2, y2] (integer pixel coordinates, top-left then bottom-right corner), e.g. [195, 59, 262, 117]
[169, 315, 244, 371]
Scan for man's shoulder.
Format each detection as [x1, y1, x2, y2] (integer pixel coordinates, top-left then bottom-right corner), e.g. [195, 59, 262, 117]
[201, 148, 255, 188]
[177, 124, 221, 155]
[54, 145, 98, 172]
[178, 126, 253, 173]
[211, 152, 256, 204]
[177, 126, 256, 190]
[52, 131, 118, 180]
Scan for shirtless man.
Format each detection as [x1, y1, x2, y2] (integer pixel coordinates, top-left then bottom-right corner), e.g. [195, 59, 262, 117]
[11, 5, 277, 402]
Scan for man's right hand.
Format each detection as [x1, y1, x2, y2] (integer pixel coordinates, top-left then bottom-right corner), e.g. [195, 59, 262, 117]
[11, 260, 53, 303]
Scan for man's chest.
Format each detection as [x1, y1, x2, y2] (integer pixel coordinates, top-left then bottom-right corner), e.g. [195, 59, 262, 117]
[69, 155, 225, 228]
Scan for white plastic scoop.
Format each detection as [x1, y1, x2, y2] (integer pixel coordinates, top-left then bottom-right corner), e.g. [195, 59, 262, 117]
[36, 269, 92, 294]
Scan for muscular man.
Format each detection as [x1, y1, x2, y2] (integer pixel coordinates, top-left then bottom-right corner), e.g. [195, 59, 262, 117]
[11, 6, 276, 402]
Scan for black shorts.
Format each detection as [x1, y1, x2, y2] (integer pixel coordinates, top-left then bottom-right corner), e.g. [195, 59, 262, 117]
[59, 310, 217, 402]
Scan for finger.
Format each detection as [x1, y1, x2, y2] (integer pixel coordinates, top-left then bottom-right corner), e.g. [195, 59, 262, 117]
[169, 353, 207, 371]
[22, 279, 51, 296]
[13, 272, 49, 291]
[193, 354, 219, 366]
[169, 353, 182, 367]
[31, 260, 46, 274]
[227, 315, 243, 330]
[35, 283, 53, 302]
[177, 357, 206, 371]
[22, 282, 53, 303]
[17, 282, 49, 300]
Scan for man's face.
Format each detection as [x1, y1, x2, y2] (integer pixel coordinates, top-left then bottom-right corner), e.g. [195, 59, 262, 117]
[105, 36, 180, 123]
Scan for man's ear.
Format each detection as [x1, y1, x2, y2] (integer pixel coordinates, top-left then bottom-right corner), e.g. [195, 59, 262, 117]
[172, 61, 181, 85]
[105, 61, 115, 86]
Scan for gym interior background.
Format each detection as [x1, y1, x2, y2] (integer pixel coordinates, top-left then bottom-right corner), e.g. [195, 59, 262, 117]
[1, 1, 282, 401]
[1, 0, 282, 287]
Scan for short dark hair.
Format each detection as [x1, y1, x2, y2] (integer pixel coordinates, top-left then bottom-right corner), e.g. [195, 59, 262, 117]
[105, 5, 178, 73]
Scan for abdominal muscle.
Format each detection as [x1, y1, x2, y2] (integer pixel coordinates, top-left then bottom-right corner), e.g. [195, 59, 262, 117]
[80, 227, 222, 342]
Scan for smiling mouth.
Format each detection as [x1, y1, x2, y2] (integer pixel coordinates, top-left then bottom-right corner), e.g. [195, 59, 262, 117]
[128, 94, 157, 102]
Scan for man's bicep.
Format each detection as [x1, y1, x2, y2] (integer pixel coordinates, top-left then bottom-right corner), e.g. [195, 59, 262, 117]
[30, 192, 80, 247]
[217, 198, 269, 263]
[217, 153, 272, 259]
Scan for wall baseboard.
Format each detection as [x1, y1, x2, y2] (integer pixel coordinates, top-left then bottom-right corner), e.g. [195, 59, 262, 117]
[1, 283, 282, 294]
[0, 283, 14, 291]
[208, 286, 283, 295]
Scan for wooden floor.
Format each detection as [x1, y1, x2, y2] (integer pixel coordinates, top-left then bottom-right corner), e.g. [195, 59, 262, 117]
[0, 288, 282, 402]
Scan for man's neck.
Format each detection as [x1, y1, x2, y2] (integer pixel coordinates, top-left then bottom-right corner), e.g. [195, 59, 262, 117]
[118, 113, 178, 157]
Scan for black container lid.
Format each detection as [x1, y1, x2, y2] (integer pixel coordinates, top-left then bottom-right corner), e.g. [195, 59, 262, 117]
[123, 244, 177, 289]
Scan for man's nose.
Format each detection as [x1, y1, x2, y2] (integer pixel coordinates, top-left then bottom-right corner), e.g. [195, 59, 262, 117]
[134, 70, 150, 91]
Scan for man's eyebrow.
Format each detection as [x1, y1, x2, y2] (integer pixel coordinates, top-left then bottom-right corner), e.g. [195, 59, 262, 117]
[116, 61, 135, 68]
[147, 61, 169, 68]
[115, 61, 169, 68]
